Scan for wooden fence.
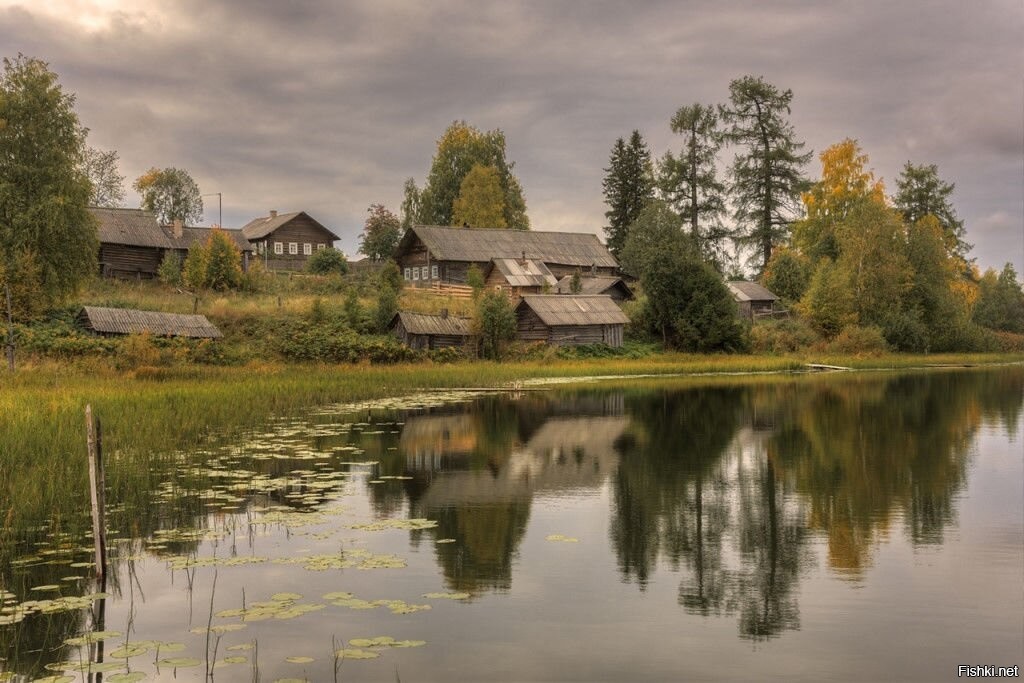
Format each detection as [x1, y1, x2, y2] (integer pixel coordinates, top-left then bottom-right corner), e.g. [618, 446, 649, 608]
[431, 282, 475, 299]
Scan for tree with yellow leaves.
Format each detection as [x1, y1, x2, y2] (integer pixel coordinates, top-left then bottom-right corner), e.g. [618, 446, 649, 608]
[452, 164, 507, 228]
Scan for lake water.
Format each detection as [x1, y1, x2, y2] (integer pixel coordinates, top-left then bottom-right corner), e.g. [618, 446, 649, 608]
[1, 368, 1022, 682]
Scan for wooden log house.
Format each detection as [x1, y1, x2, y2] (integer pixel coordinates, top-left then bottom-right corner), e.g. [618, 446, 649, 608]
[515, 295, 629, 347]
[390, 310, 474, 350]
[726, 281, 782, 321]
[241, 210, 340, 271]
[393, 225, 619, 288]
[554, 275, 634, 302]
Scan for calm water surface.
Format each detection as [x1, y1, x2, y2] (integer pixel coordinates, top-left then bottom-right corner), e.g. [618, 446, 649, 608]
[1, 368, 1022, 682]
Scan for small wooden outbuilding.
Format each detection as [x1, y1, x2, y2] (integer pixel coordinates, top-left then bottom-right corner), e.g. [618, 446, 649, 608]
[79, 306, 223, 339]
[727, 281, 781, 321]
[486, 258, 558, 297]
[390, 311, 474, 350]
[515, 295, 629, 347]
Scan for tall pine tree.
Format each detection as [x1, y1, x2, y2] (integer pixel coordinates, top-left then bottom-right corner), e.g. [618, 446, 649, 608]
[894, 162, 970, 262]
[720, 75, 811, 274]
[659, 103, 729, 269]
[602, 130, 654, 258]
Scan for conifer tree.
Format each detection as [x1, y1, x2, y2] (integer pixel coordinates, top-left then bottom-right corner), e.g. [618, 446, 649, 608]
[602, 130, 654, 258]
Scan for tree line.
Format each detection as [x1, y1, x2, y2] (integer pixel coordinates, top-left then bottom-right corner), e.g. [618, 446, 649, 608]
[602, 74, 1023, 352]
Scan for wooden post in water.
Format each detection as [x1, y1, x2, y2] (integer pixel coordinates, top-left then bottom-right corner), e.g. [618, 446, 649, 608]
[86, 405, 107, 582]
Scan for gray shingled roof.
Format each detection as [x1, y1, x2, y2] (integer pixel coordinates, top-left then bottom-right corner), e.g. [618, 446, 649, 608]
[90, 207, 176, 249]
[727, 281, 779, 302]
[554, 275, 633, 298]
[492, 258, 558, 288]
[518, 295, 629, 326]
[391, 311, 473, 336]
[240, 211, 341, 241]
[400, 225, 618, 268]
[79, 306, 222, 339]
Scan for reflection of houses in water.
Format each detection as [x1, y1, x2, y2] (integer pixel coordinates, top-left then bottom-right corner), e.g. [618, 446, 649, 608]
[399, 414, 479, 471]
[407, 415, 628, 506]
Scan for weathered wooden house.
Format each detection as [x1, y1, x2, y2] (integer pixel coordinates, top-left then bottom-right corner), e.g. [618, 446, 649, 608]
[554, 275, 634, 302]
[91, 207, 252, 278]
[93, 207, 176, 279]
[241, 210, 340, 271]
[390, 310, 474, 350]
[515, 295, 629, 347]
[486, 258, 558, 297]
[727, 281, 781, 320]
[393, 225, 619, 287]
[79, 306, 222, 339]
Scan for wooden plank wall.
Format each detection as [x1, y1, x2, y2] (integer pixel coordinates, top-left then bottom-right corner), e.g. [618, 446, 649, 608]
[100, 244, 162, 279]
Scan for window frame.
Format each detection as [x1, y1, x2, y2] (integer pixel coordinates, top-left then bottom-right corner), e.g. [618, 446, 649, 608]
[273, 242, 283, 255]
[288, 242, 298, 255]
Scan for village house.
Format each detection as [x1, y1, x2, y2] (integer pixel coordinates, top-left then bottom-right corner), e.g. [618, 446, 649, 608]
[515, 295, 629, 347]
[727, 281, 782, 321]
[241, 210, 340, 271]
[389, 310, 474, 351]
[91, 207, 251, 279]
[393, 225, 619, 288]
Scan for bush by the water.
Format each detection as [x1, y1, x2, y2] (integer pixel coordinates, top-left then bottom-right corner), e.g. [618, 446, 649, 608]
[749, 318, 821, 354]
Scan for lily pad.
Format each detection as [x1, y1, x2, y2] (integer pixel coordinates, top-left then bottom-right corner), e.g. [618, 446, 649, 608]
[107, 673, 147, 682]
[158, 657, 202, 668]
[545, 534, 579, 543]
[285, 656, 315, 663]
[109, 643, 151, 658]
[423, 592, 471, 600]
[336, 648, 379, 660]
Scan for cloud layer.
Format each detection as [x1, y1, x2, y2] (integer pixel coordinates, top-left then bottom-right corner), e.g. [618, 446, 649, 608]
[2, 0, 1020, 273]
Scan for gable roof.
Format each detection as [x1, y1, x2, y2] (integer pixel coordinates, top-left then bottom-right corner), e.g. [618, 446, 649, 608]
[554, 275, 634, 298]
[241, 211, 341, 241]
[727, 281, 779, 302]
[391, 311, 473, 336]
[491, 258, 558, 288]
[517, 295, 629, 326]
[90, 207, 176, 249]
[79, 306, 222, 339]
[398, 225, 618, 269]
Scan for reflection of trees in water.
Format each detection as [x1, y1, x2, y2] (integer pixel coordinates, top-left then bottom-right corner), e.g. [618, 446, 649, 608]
[426, 502, 532, 593]
[609, 370, 1023, 640]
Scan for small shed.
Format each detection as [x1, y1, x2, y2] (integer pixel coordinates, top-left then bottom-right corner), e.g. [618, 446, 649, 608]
[390, 311, 473, 350]
[554, 275, 634, 302]
[79, 306, 223, 339]
[727, 281, 781, 320]
[515, 295, 629, 347]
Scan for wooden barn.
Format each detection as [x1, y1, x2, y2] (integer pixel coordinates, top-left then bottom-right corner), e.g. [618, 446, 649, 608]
[79, 306, 222, 339]
[393, 225, 619, 287]
[554, 275, 634, 302]
[390, 310, 474, 350]
[515, 295, 629, 347]
[241, 210, 340, 271]
[727, 281, 781, 320]
[92, 207, 175, 279]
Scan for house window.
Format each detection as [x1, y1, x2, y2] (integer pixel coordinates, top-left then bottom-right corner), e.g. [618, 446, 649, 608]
[288, 242, 298, 255]
[431, 265, 438, 280]
[421, 266, 428, 280]
[274, 242, 283, 255]
[404, 268, 411, 280]
[303, 243, 312, 256]
[412, 268, 419, 281]
[317, 243, 326, 251]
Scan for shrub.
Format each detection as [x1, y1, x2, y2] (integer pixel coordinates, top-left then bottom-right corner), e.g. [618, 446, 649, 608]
[158, 252, 183, 286]
[749, 318, 821, 354]
[306, 247, 349, 276]
[427, 346, 464, 363]
[378, 260, 403, 292]
[476, 289, 516, 360]
[825, 325, 889, 355]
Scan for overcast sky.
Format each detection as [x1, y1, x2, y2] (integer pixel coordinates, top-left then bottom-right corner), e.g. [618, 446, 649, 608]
[2, 0, 1021, 274]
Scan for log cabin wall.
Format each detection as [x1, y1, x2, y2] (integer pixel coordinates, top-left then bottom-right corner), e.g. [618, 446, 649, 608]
[99, 244, 163, 279]
[258, 216, 337, 271]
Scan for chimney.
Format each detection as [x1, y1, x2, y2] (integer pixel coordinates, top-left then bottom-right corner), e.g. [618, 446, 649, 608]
[171, 219, 184, 239]
[590, 262, 597, 276]
[440, 308, 449, 319]
[269, 210, 278, 219]
[520, 250, 527, 266]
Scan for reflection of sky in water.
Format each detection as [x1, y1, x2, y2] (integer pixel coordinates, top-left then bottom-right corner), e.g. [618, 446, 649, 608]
[1, 370, 1022, 682]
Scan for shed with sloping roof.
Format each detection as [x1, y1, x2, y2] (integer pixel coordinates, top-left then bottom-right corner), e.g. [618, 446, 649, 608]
[79, 306, 222, 339]
[390, 310, 474, 351]
[515, 295, 629, 347]
[727, 281, 780, 320]
[91, 207, 175, 278]
[394, 225, 619, 287]
[242, 210, 340, 271]
[486, 258, 558, 296]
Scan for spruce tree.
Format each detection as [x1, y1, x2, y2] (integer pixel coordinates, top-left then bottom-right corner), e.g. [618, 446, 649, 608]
[894, 162, 970, 261]
[602, 130, 654, 258]
[720, 75, 811, 274]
